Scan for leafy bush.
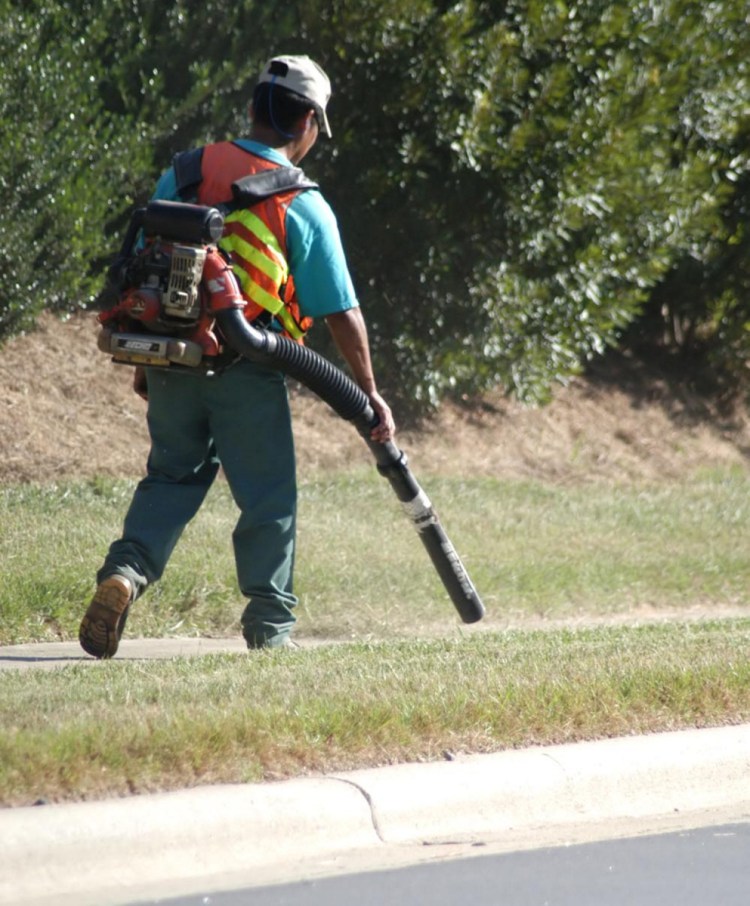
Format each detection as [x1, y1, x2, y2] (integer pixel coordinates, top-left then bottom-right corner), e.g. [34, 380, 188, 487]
[2, 0, 748, 408]
[0, 2, 153, 335]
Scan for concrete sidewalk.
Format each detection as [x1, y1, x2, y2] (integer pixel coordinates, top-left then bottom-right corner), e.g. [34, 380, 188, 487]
[0, 636, 343, 671]
[1, 640, 749, 905]
[0, 636, 260, 669]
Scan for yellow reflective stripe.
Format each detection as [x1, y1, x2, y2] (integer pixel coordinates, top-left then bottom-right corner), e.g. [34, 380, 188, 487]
[219, 233, 286, 286]
[279, 309, 305, 340]
[231, 264, 283, 314]
[219, 209, 305, 341]
[276, 312, 305, 340]
[229, 261, 305, 339]
[223, 210, 289, 281]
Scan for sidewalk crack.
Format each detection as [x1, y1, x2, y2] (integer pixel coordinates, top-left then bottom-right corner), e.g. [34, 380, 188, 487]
[332, 778, 386, 842]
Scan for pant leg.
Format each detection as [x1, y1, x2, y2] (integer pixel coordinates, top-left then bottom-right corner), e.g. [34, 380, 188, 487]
[99, 369, 218, 596]
[206, 360, 298, 645]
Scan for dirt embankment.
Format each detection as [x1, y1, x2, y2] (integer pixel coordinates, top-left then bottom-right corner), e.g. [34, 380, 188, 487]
[2, 311, 749, 485]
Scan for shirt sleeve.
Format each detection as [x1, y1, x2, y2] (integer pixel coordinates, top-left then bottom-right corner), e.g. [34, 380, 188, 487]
[285, 190, 360, 319]
[152, 168, 179, 201]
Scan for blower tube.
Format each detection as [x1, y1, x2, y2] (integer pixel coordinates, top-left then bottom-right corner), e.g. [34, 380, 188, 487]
[216, 308, 485, 624]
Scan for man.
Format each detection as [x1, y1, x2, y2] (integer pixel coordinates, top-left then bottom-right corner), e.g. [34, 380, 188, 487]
[79, 54, 395, 657]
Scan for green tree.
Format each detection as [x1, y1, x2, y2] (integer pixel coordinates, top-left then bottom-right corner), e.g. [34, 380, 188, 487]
[623, 1, 750, 376]
[0, 1, 152, 335]
[299, 0, 749, 403]
[3, 0, 749, 410]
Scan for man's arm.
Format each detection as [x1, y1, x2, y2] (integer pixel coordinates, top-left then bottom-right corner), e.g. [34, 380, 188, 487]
[324, 307, 395, 443]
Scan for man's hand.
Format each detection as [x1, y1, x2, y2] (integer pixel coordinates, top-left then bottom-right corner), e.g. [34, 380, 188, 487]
[367, 390, 395, 443]
[133, 366, 148, 401]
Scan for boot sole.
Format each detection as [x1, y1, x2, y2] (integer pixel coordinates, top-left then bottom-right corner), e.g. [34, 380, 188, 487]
[79, 576, 132, 659]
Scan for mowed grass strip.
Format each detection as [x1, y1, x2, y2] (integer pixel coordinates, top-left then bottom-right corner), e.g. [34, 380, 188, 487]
[2, 620, 749, 806]
[2, 467, 750, 644]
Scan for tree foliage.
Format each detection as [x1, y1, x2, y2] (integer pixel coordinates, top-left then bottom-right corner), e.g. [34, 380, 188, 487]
[0, 1, 151, 335]
[1, 0, 749, 407]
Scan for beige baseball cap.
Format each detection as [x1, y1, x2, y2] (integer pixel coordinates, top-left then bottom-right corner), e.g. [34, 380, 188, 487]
[258, 55, 332, 138]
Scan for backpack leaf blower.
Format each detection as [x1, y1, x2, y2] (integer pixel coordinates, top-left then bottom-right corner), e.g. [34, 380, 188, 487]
[98, 200, 485, 624]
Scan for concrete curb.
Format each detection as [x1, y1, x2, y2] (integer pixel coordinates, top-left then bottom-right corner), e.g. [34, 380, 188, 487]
[2, 723, 749, 905]
[0, 778, 376, 905]
[334, 722, 750, 843]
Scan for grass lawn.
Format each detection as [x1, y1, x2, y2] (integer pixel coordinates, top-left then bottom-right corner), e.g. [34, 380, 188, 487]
[1, 467, 749, 806]
[2, 466, 749, 644]
[2, 621, 749, 806]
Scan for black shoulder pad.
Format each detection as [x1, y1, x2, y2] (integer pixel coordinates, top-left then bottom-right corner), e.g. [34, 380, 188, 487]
[172, 148, 205, 201]
[230, 167, 318, 206]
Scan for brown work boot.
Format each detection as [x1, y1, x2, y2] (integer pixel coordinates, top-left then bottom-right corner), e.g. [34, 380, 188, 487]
[79, 575, 133, 659]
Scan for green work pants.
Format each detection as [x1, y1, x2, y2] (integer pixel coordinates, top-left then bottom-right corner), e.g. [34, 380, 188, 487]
[98, 359, 298, 647]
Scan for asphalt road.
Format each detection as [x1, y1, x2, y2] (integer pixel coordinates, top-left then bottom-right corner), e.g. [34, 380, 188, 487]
[134, 821, 750, 906]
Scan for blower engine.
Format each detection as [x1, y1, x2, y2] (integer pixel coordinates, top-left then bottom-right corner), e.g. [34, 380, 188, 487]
[97, 201, 243, 371]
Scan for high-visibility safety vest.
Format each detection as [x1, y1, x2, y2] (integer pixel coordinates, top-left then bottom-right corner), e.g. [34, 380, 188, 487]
[172, 141, 317, 342]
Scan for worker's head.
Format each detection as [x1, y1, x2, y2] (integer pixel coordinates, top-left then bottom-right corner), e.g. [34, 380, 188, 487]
[253, 55, 332, 140]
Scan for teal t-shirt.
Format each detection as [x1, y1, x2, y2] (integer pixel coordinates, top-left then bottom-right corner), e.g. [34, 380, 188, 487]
[153, 140, 359, 320]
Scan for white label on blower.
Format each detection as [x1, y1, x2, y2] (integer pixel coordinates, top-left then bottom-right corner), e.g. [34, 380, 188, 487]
[402, 489, 437, 531]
